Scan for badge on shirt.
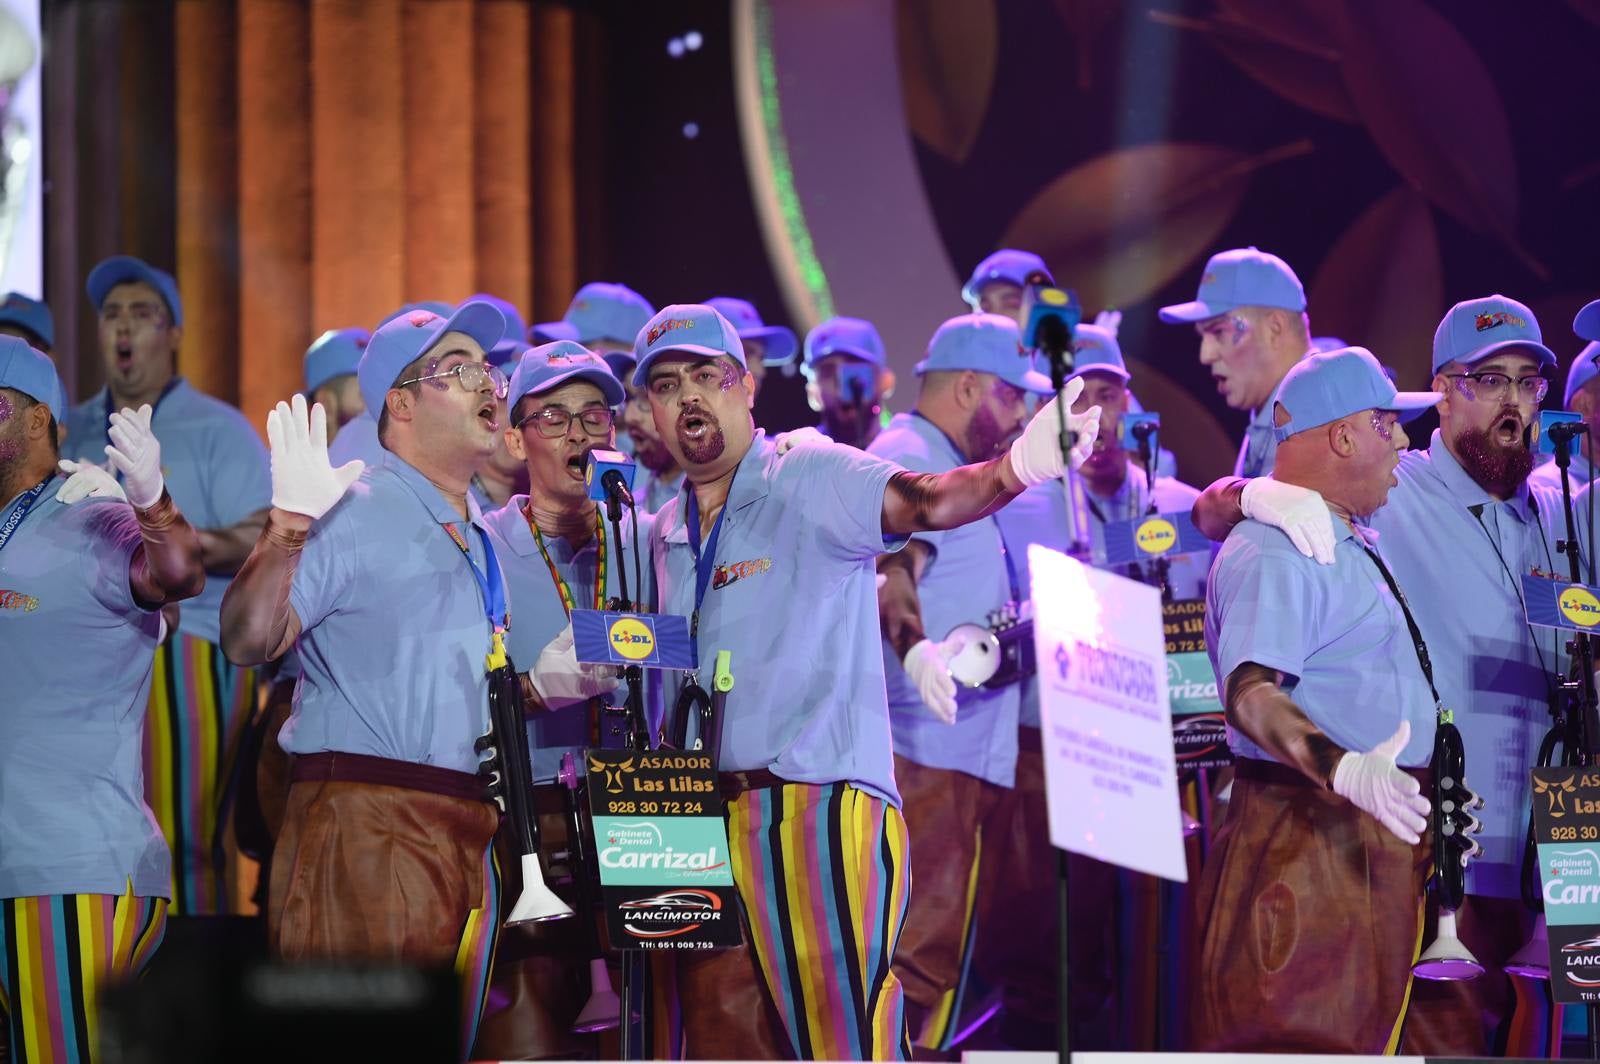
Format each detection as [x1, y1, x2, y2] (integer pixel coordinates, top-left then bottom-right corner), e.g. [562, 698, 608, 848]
[572, 609, 697, 669]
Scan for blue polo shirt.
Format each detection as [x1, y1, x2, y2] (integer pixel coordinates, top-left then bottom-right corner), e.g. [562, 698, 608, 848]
[0, 478, 170, 898]
[869, 413, 1021, 788]
[1207, 512, 1436, 770]
[64, 380, 270, 644]
[1367, 431, 1574, 898]
[280, 452, 502, 774]
[651, 431, 907, 805]
[1234, 376, 1289, 479]
[326, 412, 384, 469]
[482, 499, 658, 780]
[995, 466, 1212, 727]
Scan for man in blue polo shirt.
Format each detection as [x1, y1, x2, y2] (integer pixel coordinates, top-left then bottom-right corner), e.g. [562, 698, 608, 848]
[62, 255, 271, 917]
[632, 303, 1099, 1060]
[867, 313, 1051, 1054]
[221, 300, 532, 1057]
[1192, 297, 1571, 1055]
[803, 315, 895, 450]
[327, 301, 455, 470]
[0, 338, 206, 1063]
[1195, 346, 1440, 1051]
[1159, 247, 1313, 478]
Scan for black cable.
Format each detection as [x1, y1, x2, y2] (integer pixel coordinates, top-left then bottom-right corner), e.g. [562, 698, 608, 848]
[1469, 503, 1560, 710]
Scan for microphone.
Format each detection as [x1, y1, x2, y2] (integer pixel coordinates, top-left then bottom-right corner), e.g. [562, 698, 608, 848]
[839, 362, 875, 407]
[1528, 410, 1588, 454]
[1019, 272, 1082, 357]
[585, 449, 637, 506]
[1122, 411, 1160, 452]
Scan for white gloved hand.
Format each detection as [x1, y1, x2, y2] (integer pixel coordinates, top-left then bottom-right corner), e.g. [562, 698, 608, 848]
[1240, 477, 1335, 565]
[55, 458, 126, 504]
[1008, 379, 1099, 485]
[774, 426, 830, 454]
[1093, 309, 1123, 338]
[903, 637, 960, 725]
[527, 624, 621, 710]
[104, 404, 164, 508]
[1331, 721, 1431, 844]
[267, 394, 364, 520]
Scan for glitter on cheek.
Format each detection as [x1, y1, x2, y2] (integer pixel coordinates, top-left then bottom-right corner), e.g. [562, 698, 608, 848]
[0, 393, 13, 422]
[718, 363, 740, 393]
[1228, 315, 1250, 345]
[1369, 410, 1395, 442]
[423, 358, 449, 392]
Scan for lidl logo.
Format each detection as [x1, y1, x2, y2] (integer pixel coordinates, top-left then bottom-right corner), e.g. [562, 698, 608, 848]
[1558, 586, 1600, 628]
[609, 617, 657, 660]
[1041, 288, 1069, 307]
[1134, 517, 1178, 556]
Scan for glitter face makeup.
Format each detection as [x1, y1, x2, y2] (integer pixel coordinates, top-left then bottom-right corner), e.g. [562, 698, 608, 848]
[1229, 314, 1250, 344]
[1369, 409, 1395, 442]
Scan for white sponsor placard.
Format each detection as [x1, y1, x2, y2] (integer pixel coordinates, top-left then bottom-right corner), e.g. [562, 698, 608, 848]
[1029, 545, 1187, 882]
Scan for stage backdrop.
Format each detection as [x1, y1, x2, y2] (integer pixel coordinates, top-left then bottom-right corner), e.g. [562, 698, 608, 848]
[44, 0, 604, 436]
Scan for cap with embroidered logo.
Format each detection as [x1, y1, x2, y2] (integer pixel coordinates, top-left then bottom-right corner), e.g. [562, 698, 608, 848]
[705, 297, 797, 366]
[803, 316, 886, 370]
[0, 336, 63, 421]
[1431, 294, 1555, 373]
[915, 313, 1053, 394]
[356, 301, 506, 419]
[631, 304, 748, 387]
[962, 249, 1054, 307]
[1068, 323, 1129, 383]
[508, 340, 625, 414]
[0, 293, 54, 350]
[1272, 346, 1440, 442]
[303, 328, 370, 394]
[86, 256, 183, 327]
[1158, 246, 1305, 324]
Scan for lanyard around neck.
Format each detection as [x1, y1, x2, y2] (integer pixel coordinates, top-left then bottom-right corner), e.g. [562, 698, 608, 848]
[442, 522, 510, 670]
[0, 478, 49, 554]
[525, 503, 607, 617]
[685, 475, 734, 637]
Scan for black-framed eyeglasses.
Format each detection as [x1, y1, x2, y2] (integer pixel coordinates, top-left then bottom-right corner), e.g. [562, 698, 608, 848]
[397, 361, 509, 399]
[1444, 371, 1548, 404]
[515, 406, 616, 438]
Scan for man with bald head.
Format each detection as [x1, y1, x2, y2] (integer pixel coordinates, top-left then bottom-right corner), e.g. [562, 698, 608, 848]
[1160, 247, 1312, 478]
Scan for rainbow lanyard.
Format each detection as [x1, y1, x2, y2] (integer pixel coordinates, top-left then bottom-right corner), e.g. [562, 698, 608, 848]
[524, 503, 608, 617]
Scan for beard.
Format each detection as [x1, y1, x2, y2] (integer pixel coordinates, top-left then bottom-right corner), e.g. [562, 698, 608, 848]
[1455, 423, 1535, 498]
[966, 403, 1013, 461]
[632, 432, 677, 475]
[676, 408, 727, 465]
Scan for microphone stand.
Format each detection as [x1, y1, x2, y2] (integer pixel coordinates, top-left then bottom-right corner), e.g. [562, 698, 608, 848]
[1552, 426, 1600, 1059]
[1134, 431, 1173, 605]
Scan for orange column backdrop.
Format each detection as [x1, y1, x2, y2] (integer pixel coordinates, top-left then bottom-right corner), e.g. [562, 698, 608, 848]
[49, 0, 584, 438]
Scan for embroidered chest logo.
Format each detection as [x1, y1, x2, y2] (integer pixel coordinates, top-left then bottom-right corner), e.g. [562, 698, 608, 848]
[0, 589, 40, 612]
[712, 557, 772, 591]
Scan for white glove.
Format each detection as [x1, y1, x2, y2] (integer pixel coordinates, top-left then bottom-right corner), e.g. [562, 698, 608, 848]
[774, 425, 830, 454]
[1331, 721, 1431, 844]
[527, 624, 621, 710]
[267, 394, 364, 520]
[1093, 309, 1123, 338]
[903, 637, 959, 725]
[1008, 380, 1099, 486]
[1240, 478, 1335, 565]
[55, 458, 126, 504]
[104, 404, 164, 508]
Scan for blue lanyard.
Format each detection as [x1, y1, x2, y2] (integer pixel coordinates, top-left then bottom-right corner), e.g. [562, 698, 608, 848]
[910, 411, 1021, 600]
[443, 522, 510, 634]
[685, 476, 734, 637]
[0, 479, 49, 554]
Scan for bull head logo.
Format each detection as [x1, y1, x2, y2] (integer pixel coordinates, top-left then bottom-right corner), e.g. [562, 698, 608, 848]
[589, 754, 636, 794]
[1535, 774, 1578, 819]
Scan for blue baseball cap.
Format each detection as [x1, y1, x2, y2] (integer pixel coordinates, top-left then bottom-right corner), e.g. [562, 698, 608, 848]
[705, 297, 798, 366]
[508, 340, 625, 414]
[1068, 323, 1129, 383]
[563, 283, 655, 345]
[962, 250, 1054, 307]
[1309, 335, 1348, 354]
[303, 327, 370, 393]
[0, 336, 63, 421]
[1273, 346, 1440, 442]
[1431, 294, 1556, 374]
[804, 316, 886, 370]
[915, 313, 1053, 394]
[0, 293, 55, 349]
[86, 255, 183, 326]
[356, 300, 506, 419]
[631, 304, 747, 387]
[469, 293, 530, 369]
[1158, 247, 1305, 324]
[376, 301, 454, 330]
[1575, 300, 1600, 343]
[1565, 342, 1600, 406]
[528, 320, 581, 344]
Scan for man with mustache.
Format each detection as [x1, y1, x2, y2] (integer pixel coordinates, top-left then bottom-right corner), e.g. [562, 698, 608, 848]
[632, 303, 1099, 1060]
[1191, 296, 1568, 1056]
[803, 316, 895, 451]
[1193, 346, 1443, 1051]
[1159, 247, 1313, 478]
[867, 313, 1053, 1056]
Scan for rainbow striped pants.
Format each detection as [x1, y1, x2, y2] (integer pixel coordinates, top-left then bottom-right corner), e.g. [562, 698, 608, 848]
[677, 781, 911, 1060]
[144, 632, 257, 915]
[0, 884, 167, 1064]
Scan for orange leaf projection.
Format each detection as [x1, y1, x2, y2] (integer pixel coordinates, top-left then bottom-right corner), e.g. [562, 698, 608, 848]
[895, 0, 997, 164]
[1308, 187, 1444, 390]
[1000, 140, 1311, 313]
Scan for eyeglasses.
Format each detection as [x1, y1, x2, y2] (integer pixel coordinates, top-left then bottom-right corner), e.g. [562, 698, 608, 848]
[1444, 371, 1548, 404]
[515, 406, 616, 438]
[397, 361, 509, 399]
